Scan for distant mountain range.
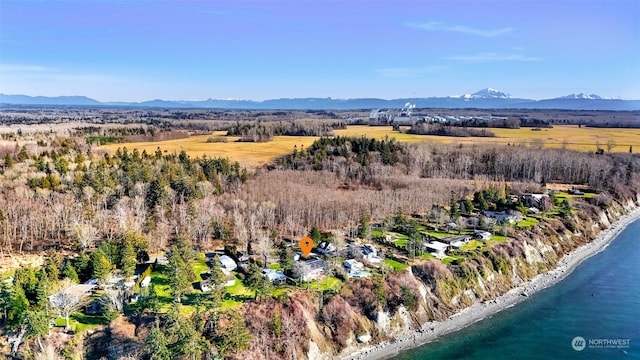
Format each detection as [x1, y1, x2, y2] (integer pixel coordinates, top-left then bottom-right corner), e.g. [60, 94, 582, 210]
[1, 89, 639, 111]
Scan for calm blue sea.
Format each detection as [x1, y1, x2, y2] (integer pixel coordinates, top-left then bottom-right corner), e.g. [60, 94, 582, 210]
[393, 219, 640, 360]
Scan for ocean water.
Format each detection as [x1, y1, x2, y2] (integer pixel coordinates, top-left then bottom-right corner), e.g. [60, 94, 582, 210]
[393, 219, 640, 360]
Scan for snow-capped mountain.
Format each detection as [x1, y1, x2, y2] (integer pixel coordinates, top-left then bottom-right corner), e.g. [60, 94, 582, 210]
[556, 93, 606, 100]
[453, 88, 512, 99]
[471, 88, 511, 99]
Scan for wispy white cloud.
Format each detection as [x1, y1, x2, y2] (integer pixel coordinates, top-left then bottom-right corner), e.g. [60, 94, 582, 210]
[376, 65, 447, 78]
[1, 64, 51, 73]
[446, 52, 540, 62]
[406, 22, 514, 37]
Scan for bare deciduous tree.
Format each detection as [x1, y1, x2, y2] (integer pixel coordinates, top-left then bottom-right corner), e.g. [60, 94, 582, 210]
[72, 222, 97, 252]
[49, 280, 89, 330]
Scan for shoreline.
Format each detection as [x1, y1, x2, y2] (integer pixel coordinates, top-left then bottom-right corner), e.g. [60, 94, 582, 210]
[343, 206, 640, 360]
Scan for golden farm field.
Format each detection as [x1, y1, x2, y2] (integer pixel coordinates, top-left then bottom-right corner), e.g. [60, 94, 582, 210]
[98, 125, 640, 168]
[335, 125, 640, 152]
[98, 131, 319, 168]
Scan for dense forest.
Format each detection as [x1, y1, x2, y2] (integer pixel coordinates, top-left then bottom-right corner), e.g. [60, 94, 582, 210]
[0, 123, 639, 360]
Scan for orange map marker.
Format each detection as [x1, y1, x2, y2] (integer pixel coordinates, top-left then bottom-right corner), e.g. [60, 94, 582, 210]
[300, 237, 314, 258]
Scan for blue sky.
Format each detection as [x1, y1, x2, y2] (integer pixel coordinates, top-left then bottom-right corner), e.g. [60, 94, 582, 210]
[1, 0, 639, 101]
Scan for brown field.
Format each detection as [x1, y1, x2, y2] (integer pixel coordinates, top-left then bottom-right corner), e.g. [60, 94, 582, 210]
[98, 125, 640, 168]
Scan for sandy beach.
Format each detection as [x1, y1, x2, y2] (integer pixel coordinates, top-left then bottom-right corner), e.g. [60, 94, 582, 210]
[343, 206, 640, 360]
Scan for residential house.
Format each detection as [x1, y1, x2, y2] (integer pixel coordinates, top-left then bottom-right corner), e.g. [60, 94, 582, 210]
[483, 210, 519, 224]
[343, 259, 364, 274]
[520, 193, 550, 209]
[199, 269, 235, 290]
[139, 276, 151, 288]
[262, 268, 287, 284]
[425, 241, 449, 258]
[361, 244, 383, 263]
[219, 255, 237, 271]
[292, 257, 327, 282]
[317, 241, 337, 255]
[441, 235, 472, 249]
[474, 230, 492, 241]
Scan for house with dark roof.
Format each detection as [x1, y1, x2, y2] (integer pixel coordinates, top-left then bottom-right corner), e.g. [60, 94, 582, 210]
[292, 256, 327, 282]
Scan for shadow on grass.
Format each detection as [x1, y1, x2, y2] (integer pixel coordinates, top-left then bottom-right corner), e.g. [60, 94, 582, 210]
[224, 293, 254, 302]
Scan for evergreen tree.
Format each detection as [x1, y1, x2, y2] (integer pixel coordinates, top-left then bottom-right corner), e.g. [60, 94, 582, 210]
[449, 191, 460, 219]
[278, 244, 293, 275]
[146, 178, 165, 211]
[72, 253, 92, 282]
[16, 146, 29, 162]
[171, 316, 209, 360]
[24, 309, 51, 348]
[43, 249, 62, 283]
[215, 310, 251, 357]
[62, 261, 79, 283]
[0, 281, 12, 327]
[92, 251, 114, 284]
[393, 207, 408, 229]
[245, 263, 271, 300]
[359, 211, 371, 240]
[9, 286, 29, 327]
[167, 246, 191, 302]
[145, 322, 171, 360]
[474, 191, 489, 211]
[13, 266, 38, 302]
[309, 227, 322, 243]
[463, 199, 474, 214]
[121, 237, 137, 280]
[559, 199, 573, 219]
[3, 153, 13, 169]
[34, 274, 50, 309]
[207, 256, 226, 309]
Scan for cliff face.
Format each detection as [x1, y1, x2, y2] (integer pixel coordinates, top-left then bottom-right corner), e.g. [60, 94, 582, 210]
[306, 197, 639, 359]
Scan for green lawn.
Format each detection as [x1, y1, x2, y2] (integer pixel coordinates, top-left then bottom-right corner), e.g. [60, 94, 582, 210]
[150, 266, 173, 306]
[192, 257, 210, 281]
[221, 298, 244, 310]
[441, 255, 465, 264]
[211, 277, 256, 310]
[268, 263, 282, 270]
[395, 239, 408, 247]
[421, 253, 436, 260]
[227, 277, 253, 295]
[307, 276, 342, 292]
[384, 258, 409, 271]
[517, 217, 539, 228]
[423, 230, 451, 238]
[390, 232, 408, 242]
[54, 313, 108, 332]
[555, 191, 591, 199]
[460, 240, 486, 251]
